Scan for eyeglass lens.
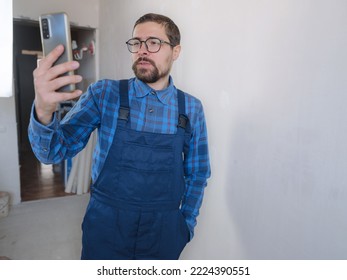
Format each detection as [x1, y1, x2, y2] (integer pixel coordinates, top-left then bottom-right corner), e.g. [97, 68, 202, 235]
[127, 38, 162, 53]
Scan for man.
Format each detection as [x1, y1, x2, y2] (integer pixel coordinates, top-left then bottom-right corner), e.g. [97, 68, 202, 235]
[29, 13, 211, 260]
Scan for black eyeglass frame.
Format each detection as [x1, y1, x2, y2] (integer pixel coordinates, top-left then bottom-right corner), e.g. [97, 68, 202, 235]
[125, 37, 175, 53]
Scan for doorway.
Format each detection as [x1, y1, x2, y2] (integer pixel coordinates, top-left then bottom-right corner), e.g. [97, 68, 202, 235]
[13, 19, 69, 201]
[13, 19, 97, 202]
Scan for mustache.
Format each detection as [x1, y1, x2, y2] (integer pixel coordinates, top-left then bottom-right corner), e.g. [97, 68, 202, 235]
[134, 57, 156, 66]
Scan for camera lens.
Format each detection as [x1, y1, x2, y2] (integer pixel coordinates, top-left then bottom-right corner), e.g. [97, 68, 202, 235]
[42, 19, 50, 39]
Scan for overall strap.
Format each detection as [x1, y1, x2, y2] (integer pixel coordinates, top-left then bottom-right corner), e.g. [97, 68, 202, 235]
[118, 79, 130, 122]
[177, 89, 190, 132]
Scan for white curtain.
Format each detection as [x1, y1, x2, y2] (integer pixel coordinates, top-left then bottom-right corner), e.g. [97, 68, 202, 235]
[65, 131, 97, 194]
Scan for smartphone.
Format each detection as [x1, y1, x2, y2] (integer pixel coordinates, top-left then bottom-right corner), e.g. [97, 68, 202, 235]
[39, 12, 75, 92]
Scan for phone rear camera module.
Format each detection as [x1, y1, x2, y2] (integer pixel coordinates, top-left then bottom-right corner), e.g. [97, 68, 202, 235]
[42, 18, 50, 39]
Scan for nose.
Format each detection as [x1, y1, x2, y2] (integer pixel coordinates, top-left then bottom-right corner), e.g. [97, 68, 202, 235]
[138, 41, 148, 55]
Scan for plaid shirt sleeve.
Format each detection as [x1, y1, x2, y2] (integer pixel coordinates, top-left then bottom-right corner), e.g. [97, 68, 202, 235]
[181, 94, 211, 240]
[28, 84, 103, 165]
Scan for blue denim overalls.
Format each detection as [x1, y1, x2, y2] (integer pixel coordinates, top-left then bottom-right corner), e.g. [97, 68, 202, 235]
[81, 80, 191, 259]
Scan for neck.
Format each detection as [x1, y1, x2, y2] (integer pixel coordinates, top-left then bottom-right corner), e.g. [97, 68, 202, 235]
[147, 75, 170, 91]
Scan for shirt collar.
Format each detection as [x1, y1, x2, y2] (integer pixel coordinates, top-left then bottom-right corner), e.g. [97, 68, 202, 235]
[133, 76, 176, 105]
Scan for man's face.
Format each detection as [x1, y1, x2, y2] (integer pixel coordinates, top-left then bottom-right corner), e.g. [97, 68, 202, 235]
[131, 22, 180, 87]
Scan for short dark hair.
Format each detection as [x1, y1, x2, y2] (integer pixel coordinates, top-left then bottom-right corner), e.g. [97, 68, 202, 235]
[134, 13, 181, 46]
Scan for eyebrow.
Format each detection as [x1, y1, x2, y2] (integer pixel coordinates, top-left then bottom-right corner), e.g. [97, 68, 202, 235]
[130, 36, 160, 40]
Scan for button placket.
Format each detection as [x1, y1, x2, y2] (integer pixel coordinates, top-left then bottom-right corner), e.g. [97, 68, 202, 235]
[148, 91, 156, 113]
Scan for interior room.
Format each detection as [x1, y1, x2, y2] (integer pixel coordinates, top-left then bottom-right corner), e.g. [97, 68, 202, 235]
[1, 0, 347, 260]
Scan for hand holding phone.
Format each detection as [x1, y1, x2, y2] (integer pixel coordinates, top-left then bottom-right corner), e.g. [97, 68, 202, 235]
[33, 44, 83, 125]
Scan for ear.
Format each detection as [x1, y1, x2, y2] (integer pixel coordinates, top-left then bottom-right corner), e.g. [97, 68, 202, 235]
[172, 45, 181, 61]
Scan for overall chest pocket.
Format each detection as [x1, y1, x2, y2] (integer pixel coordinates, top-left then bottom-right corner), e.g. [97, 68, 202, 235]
[118, 142, 174, 202]
[122, 142, 173, 171]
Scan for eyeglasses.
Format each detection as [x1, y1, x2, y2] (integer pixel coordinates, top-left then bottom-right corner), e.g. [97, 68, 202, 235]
[126, 37, 175, 53]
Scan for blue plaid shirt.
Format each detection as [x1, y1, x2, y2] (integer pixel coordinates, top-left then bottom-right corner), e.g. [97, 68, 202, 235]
[29, 77, 211, 239]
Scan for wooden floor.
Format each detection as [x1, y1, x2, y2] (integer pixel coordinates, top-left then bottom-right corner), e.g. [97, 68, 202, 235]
[20, 150, 74, 202]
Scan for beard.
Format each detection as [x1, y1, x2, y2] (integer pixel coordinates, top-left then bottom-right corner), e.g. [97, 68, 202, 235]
[132, 57, 170, 84]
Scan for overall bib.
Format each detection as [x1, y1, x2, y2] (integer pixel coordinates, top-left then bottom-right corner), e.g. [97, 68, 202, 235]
[81, 80, 191, 260]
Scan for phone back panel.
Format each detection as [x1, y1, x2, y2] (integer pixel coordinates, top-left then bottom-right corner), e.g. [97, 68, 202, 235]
[39, 12, 75, 92]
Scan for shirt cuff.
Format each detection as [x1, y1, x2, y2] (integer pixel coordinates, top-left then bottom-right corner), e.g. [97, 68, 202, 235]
[30, 103, 57, 134]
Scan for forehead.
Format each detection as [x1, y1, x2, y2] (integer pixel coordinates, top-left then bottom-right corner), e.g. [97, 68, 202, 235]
[133, 22, 167, 39]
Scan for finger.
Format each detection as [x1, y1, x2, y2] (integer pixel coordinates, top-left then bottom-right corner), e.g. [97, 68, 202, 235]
[45, 61, 80, 82]
[36, 88, 83, 107]
[34, 72, 82, 94]
[54, 90, 84, 102]
[45, 89, 83, 104]
[46, 74, 83, 92]
[37, 44, 65, 72]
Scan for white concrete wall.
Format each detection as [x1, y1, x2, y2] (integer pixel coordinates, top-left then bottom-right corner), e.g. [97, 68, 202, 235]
[0, 97, 21, 205]
[99, 0, 347, 259]
[13, 0, 99, 27]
